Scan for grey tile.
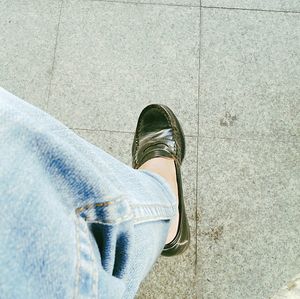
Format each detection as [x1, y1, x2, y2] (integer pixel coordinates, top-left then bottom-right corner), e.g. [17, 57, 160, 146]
[73, 129, 198, 298]
[0, 79, 48, 110]
[199, 8, 300, 141]
[197, 137, 300, 299]
[0, 0, 62, 108]
[202, 0, 300, 12]
[137, 247, 197, 299]
[48, 1, 199, 135]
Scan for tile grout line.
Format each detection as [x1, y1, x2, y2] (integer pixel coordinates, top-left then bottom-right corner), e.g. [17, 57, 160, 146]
[195, 0, 202, 298]
[89, 0, 200, 8]
[198, 134, 300, 144]
[201, 5, 300, 14]
[72, 0, 299, 12]
[46, 0, 64, 110]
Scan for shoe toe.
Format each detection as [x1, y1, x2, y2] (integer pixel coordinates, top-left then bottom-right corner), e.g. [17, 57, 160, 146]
[139, 106, 170, 134]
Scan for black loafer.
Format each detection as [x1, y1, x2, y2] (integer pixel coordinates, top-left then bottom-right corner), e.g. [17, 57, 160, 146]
[132, 104, 190, 257]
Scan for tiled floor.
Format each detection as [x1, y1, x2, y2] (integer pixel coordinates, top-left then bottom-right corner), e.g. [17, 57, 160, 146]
[1, 1, 299, 298]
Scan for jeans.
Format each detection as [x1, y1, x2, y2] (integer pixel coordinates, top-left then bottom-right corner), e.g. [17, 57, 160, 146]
[0, 87, 177, 299]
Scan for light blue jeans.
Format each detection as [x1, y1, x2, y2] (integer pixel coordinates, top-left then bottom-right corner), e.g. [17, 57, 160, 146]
[0, 87, 177, 299]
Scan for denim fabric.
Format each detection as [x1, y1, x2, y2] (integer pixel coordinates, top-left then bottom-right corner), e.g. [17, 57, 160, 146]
[0, 87, 177, 299]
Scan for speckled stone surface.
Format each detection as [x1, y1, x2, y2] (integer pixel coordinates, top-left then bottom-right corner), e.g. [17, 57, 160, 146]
[197, 138, 300, 299]
[201, 0, 300, 12]
[0, 79, 49, 110]
[73, 129, 198, 298]
[47, 1, 199, 135]
[0, 0, 61, 109]
[199, 8, 300, 142]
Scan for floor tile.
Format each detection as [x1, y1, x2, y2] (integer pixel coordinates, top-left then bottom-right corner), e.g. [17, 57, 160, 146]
[73, 129, 198, 298]
[199, 8, 300, 141]
[48, 1, 199, 135]
[197, 137, 300, 299]
[0, 0, 61, 108]
[0, 79, 48, 110]
[201, 0, 300, 12]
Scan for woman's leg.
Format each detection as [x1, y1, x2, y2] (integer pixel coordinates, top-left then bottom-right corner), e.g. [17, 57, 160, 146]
[0, 87, 177, 298]
[138, 157, 179, 244]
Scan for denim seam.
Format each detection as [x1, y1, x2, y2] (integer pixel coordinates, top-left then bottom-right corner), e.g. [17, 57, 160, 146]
[85, 218, 98, 299]
[75, 197, 127, 215]
[133, 215, 174, 223]
[75, 201, 175, 226]
[75, 198, 134, 225]
[78, 205, 175, 225]
[131, 205, 177, 224]
[74, 215, 81, 299]
[83, 214, 133, 225]
[74, 215, 99, 299]
[77, 202, 175, 211]
[129, 203, 176, 209]
[75, 201, 113, 214]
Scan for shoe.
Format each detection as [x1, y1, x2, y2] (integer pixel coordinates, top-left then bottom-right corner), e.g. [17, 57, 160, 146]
[132, 104, 190, 257]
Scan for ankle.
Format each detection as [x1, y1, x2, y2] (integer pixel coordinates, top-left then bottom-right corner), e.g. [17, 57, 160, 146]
[139, 157, 173, 178]
[138, 157, 179, 245]
[138, 157, 178, 201]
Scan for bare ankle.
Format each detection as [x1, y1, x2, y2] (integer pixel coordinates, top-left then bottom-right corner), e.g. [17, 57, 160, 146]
[138, 157, 179, 244]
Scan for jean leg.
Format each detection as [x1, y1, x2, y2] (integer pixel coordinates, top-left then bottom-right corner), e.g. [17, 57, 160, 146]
[0, 87, 177, 298]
